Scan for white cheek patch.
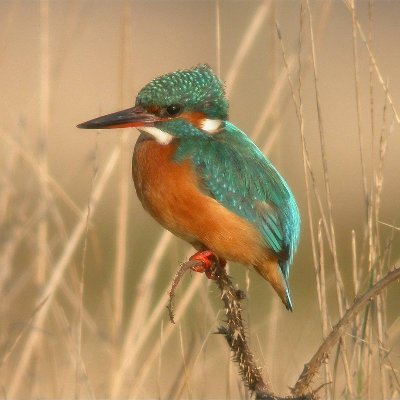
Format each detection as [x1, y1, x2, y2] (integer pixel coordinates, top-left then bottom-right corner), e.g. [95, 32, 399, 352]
[200, 118, 222, 134]
[140, 126, 174, 145]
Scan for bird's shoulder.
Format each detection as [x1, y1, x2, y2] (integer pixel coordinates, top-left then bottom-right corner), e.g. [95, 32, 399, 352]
[174, 123, 297, 257]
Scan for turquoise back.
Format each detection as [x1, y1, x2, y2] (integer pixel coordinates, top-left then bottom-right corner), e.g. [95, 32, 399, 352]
[174, 121, 300, 280]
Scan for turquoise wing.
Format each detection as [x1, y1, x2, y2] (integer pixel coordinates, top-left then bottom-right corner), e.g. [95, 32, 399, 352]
[175, 122, 300, 279]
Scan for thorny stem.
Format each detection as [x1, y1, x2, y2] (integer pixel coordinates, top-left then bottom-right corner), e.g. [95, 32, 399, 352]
[213, 262, 315, 400]
[167, 260, 200, 324]
[292, 266, 400, 396]
[168, 257, 399, 399]
[168, 258, 316, 400]
[212, 263, 268, 395]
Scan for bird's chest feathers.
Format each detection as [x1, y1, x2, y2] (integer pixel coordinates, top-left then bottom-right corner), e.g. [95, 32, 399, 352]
[132, 136, 204, 239]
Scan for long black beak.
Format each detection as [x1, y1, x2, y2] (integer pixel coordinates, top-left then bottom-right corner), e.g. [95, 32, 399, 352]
[77, 106, 159, 129]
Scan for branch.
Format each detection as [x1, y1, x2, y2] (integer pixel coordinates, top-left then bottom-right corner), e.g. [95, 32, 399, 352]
[212, 262, 268, 395]
[212, 262, 316, 400]
[292, 266, 400, 396]
[169, 259, 316, 400]
[167, 260, 200, 324]
[168, 257, 399, 399]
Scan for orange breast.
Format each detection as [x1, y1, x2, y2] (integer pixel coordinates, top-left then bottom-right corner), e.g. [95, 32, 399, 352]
[131, 134, 276, 268]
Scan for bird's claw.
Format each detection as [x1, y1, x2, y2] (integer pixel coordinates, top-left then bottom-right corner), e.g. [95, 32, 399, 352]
[189, 250, 225, 280]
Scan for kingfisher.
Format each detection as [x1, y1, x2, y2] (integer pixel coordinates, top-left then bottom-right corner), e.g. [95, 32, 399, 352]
[78, 65, 300, 310]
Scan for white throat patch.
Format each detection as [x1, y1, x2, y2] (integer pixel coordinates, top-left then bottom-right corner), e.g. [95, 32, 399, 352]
[200, 118, 222, 134]
[139, 126, 174, 145]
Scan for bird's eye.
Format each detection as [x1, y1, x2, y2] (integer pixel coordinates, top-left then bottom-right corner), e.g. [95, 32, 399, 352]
[166, 104, 182, 117]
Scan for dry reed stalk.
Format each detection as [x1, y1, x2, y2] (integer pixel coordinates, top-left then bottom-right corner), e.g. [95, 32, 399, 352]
[350, 3, 378, 395]
[277, 17, 344, 395]
[377, 260, 391, 396]
[28, 3, 50, 394]
[74, 138, 98, 399]
[314, 220, 324, 325]
[11, 170, 106, 355]
[258, 2, 332, 151]
[351, 229, 361, 371]
[374, 245, 390, 397]
[276, 4, 333, 259]
[371, 84, 393, 398]
[113, 129, 129, 335]
[167, 333, 198, 400]
[261, 119, 282, 156]
[60, 280, 111, 350]
[305, 0, 347, 315]
[113, 1, 132, 342]
[0, 128, 82, 217]
[376, 293, 388, 399]
[0, 150, 18, 338]
[51, 301, 96, 399]
[0, 293, 48, 370]
[7, 147, 120, 398]
[264, 295, 279, 386]
[294, 3, 321, 292]
[51, 301, 95, 399]
[317, 221, 331, 399]
[368, 0, 375, 163]
[165, 299, 221, 399]
[0, 148, 17, 228]
[386, 310, 400, 395]
[178, 305, 223, 392]
[127, 275, 206, 399]
[111, 270, 204, 398]
[36, 0, 50, 286]
[125, 231, 173, 342]
[179, 324, 192, 398]
[357, 271, 373, 397]
[111, 232, 174, 395]
[277, 9, 332, 381]
[239, 1, 330, 150]
[342, 0, 400, 125]
[252, 56, 297, 144]
[379, 222, 400, 232]
[0, 228, 19, 304]
[375, 93, 389, 235]
[306, 2, 356, 395]
[292, 266, 400, 397]
[225, 1, 271, 96]
[350, 0, 368, 203]
[0, 159, 91, 392]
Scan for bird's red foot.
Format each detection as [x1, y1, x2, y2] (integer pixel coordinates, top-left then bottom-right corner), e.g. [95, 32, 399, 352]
[189, 250, 226, 280]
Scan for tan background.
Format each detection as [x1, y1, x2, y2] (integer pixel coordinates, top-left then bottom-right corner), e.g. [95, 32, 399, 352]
[1, 1, 399, 398]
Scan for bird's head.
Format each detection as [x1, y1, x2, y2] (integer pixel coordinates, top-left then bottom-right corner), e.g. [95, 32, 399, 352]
[78, 65, 228, 144]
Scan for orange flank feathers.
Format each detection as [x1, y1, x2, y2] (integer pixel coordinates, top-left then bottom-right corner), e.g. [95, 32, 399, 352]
[132, 133, 289, 306]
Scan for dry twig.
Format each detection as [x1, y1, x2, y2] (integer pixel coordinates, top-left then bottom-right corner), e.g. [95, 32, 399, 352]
[292, 266, 400, 396]
[167, 260, 201, 324]
[168, 258, 316, 400]
[169, 256, 399, 400]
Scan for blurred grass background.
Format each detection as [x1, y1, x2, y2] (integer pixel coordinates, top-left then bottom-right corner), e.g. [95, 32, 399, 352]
[0, 1, 399, 399]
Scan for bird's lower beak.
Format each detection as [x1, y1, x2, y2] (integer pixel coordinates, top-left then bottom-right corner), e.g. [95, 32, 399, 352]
[77, 106, 159, 129]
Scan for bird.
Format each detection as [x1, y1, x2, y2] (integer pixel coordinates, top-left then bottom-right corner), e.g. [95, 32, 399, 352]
[78, 65, 300, 311]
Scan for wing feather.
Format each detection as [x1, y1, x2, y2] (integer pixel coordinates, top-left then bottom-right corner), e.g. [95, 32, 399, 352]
[175, 122, 300, 278]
